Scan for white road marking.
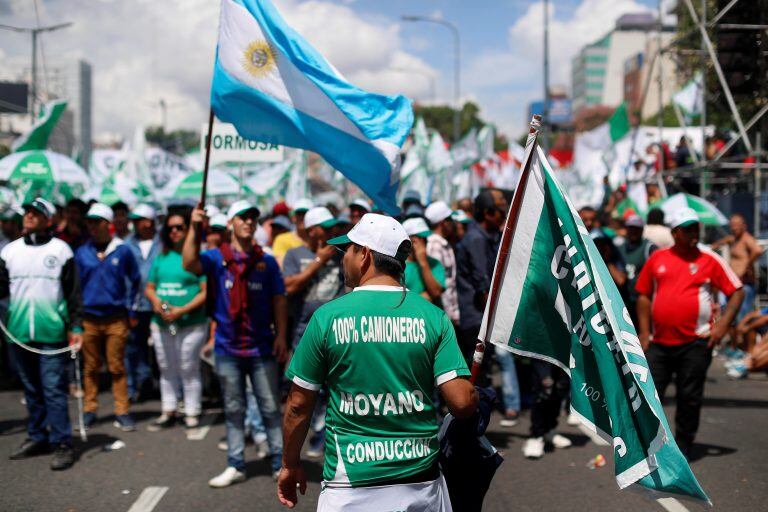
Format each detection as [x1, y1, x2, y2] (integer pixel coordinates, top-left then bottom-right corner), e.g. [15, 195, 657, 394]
[577, 424, 610, 446]
[127, 486, 168, 512]
[185, 412, 218, 441]
[656, 497, 691, 512]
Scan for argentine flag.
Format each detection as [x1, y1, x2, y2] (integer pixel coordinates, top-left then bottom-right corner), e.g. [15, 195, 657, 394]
[211, 0, 414, 214]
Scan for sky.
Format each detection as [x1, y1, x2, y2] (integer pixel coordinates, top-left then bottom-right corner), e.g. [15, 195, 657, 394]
[0, 0, 669, 142]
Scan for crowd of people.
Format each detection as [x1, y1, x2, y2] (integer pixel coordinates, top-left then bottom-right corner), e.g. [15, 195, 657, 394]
[0, 183, 765, 502]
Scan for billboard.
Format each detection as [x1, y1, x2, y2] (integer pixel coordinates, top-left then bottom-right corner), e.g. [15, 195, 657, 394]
[0, 82, 29, 114]
[528, 98, 573, 126]
[200, 120, 284, 165]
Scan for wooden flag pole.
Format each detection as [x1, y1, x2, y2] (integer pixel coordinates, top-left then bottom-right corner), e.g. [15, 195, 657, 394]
[200, 109, 215, 207]
[470, 115, 542, 384]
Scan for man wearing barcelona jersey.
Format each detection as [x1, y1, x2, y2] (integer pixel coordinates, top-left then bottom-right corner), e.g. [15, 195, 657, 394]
[635, 208, 744, 457]
[277, 213, 477, 511]
[183, 200, 289, 487]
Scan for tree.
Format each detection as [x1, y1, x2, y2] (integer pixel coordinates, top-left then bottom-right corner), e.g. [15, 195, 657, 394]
[144, 126, 199, 155]
[413, 101, 507, 150]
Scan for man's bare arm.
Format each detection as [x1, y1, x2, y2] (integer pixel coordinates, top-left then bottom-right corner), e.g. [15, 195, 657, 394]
[182, 206, 205, 275]
[278, 384, 317, 508]
[637, 294, 653, 350]
[439, 377, 478, 419]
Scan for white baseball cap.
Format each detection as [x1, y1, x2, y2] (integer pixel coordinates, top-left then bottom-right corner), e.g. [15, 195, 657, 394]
[670, 207, 699, 229]
[204, 204, 221, 217]
[328, 213, 410, 262]
[209, 213, 228, 229]
[291, 198, 314, 214]
[424, 201, 453, 226]
[451, 210, 472, 224]
[304, 206, 338, 229]
[22, 197, 56, 218]
[402, 217, 432, 238]
[86, 202, 114, 223]
[350, 198, 371, 212]
[129, 203, 157, 220]
[227, 200, 260, 221]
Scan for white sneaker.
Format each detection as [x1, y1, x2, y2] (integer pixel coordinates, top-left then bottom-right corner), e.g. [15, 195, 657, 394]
[522, 437, 545, 459]
[254, 440, 270, 460]
[208, 467, 246, 488]
[546, 432, 573, 449]
[184, 416, 200, 429]
[499, 411, 519, 428]
[217, 437, 228, 451]
[566, 411, 580, 426]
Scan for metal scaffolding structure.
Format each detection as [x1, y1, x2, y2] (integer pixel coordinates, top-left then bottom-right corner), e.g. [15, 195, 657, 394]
[634, 0, 767, 234]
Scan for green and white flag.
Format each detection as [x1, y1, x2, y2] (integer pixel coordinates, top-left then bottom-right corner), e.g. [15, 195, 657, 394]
[450, 127, 480, 169]
[479, 135, 709, 503]
[673, 72, 703, 118]
[477, 125, 495, 161]
[12, 99, 68, 153]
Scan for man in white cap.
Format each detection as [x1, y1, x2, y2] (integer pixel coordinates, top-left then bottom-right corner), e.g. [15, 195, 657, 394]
[0, 198, 82, 470]
[635, 208, 744, 458]
[348, 198, 371, 225]
[75, 203, 142, 432]
[124, 203, 161, 402]
[273, 198, 313, 266]
[402, 217, 445, 304]
[282, 206, 345, 459]
[278, 213, 477, 511]
[183, 200, 288, 487]
[424, 201, 459, 325]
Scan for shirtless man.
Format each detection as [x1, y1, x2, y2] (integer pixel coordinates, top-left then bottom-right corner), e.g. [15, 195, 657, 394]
[712, 213, 764, 346]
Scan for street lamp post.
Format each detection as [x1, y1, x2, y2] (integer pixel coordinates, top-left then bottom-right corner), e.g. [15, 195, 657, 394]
[0, 22, 72, 119]
[401, 15, 461, 142]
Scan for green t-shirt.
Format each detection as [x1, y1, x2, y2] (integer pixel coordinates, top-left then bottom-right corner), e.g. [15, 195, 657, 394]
[286, 284, 469, 487]
[404, 257, 445, 296]
[147, 250, 207, 329]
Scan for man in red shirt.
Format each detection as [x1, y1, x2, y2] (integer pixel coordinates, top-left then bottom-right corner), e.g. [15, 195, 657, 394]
[635, 208, 744, 457]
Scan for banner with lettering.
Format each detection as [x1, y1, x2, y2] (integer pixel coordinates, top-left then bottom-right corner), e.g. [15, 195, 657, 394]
[478, 141, 709, 503]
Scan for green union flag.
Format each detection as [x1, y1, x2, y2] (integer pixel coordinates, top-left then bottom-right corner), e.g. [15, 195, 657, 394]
[479, 136, 709, 503]
[12, 99, 68, 153]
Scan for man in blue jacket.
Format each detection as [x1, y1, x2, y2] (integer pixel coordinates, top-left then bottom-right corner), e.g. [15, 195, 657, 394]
[75, 203, 141, 432]
[124, 203, 161, 402]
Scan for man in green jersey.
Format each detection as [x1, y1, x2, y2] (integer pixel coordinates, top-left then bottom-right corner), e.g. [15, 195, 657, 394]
[402, 217, 445, 304]
[278, 213, 478, 511]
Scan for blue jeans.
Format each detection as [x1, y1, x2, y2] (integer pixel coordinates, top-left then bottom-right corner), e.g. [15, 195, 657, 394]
[215, 354, 283, 472]
[495, 345, 520, 413]
[11, 342, 72, 446]
[245, 380, 267, 441]
[737, 283, 756, 323]
[126, 311, 153, 397]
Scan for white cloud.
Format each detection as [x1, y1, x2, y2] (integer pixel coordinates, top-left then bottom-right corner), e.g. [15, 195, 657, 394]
[465, 0, 651, 137]
[0, 0, 435, 139]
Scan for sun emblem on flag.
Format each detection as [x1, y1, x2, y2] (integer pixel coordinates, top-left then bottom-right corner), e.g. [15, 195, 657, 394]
[242, 40, 276, 78]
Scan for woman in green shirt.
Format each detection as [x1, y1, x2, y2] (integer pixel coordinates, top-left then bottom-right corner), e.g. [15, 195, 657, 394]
[145, 210, 207, 431]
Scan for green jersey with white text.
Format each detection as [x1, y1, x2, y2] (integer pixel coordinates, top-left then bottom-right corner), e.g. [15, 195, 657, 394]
[286, 284, 469, 487]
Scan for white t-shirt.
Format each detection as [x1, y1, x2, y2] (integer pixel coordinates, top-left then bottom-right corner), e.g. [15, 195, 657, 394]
[317, 475, 452, 512]
[138, 239, 154, 260]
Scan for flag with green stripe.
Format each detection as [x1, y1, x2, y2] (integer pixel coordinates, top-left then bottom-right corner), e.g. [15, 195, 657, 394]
[479, 137, 709, 504]
[12, 99, 68, 153]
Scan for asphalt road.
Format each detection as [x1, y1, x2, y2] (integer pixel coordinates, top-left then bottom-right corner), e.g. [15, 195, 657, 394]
[0, 356, 765, 512]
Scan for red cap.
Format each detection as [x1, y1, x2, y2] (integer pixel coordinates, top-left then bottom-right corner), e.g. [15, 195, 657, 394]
[272, 201, 290, 216]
